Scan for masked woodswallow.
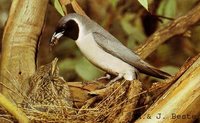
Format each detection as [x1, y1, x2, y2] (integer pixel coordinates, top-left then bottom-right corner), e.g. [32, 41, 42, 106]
[50, 13, 171, 84]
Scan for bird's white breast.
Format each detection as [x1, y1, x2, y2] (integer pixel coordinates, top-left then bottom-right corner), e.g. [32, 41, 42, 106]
[75, 33, 136, 80]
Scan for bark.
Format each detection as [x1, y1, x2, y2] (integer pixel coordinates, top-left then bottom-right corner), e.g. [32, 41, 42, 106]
[0, 0, 48, 102]
[135, 54, 200, 123]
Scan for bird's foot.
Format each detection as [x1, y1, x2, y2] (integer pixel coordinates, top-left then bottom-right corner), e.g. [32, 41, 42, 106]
[106, 73, 124, 87]
[96, 74, 111, 81]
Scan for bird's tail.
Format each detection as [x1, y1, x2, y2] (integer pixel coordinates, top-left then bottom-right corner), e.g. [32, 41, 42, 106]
[135, 60, 171, 79]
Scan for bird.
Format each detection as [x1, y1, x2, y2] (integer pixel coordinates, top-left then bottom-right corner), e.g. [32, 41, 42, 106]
[50, 13, 170, 85]
[26, 58, 72, 112]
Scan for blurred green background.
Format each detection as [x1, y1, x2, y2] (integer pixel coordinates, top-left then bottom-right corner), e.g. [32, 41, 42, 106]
[0, 0, 200, 82]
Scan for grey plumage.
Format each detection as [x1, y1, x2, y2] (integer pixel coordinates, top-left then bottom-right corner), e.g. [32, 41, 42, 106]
[51, 13, 170, 82]
[93, 32, 170, 79]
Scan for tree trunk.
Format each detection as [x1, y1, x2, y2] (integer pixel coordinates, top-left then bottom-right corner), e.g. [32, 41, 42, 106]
[0, 0, 48, 102]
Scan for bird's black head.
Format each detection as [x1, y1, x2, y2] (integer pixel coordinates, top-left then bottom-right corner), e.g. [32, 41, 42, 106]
[50, 19, 79, 46]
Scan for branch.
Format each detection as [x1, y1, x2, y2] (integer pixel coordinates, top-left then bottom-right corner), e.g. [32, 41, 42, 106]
[0, 93, 29, 123]
[136, 3, 200, 59]
[135, 54, 200, 123]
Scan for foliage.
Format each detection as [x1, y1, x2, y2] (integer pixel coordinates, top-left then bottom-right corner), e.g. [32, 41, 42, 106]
[138, 0, 149, 11]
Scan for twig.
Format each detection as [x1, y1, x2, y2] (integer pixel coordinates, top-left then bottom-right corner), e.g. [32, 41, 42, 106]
[136, 3, 200, 59]
[0, 93, 29, 123]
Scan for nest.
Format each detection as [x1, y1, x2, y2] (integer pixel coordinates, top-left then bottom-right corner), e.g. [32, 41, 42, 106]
[0, 59, 171, 122]
[18, 80, 142, 122]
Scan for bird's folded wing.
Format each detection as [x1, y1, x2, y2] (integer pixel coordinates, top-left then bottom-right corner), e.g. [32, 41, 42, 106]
[93, 32, 171, 79]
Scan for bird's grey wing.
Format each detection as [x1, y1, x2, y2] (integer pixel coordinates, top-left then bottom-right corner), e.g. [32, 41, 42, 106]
[93, 32, 170, 79]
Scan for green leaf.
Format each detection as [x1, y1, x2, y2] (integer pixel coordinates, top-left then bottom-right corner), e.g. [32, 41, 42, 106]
[157, 0, 176, 24]
[138, 0, 148, 11]
[51, 0, 65, 16]
[75, 57, 103, 81]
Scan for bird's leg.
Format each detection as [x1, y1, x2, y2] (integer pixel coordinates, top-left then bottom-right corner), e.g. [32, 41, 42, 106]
[106, 73, 124, 87]
[123, 70, 138, 81]
[97, 73, 111, 81]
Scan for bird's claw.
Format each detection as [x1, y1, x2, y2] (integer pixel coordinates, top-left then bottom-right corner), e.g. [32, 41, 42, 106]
[96, 74, 111, 81]
[105, 73, 124, 87]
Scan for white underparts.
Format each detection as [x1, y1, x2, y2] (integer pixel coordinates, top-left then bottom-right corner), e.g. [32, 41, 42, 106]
[76, 33, 138, 82]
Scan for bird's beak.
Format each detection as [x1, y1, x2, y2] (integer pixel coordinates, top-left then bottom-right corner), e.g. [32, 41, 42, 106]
[50, 31, 64, 47]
